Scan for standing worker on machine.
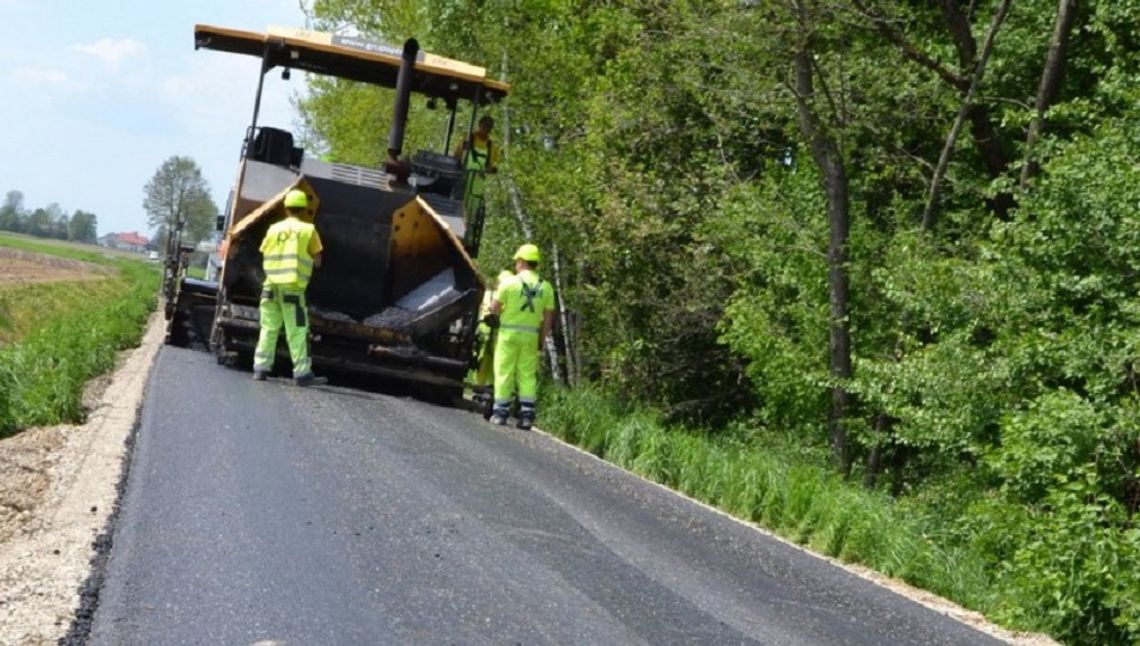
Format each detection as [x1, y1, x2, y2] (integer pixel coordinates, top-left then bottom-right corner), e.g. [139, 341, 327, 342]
[488, 244, 555, 430]
[454, 115, 499, 220]
[253, 188, 326, 387]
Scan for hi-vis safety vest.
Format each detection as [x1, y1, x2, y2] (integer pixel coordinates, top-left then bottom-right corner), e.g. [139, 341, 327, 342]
[464, 134, 494, 172]
[495, 269, 554, 335]
[261, 216, 316, 288]
[463, 135, 494, 201]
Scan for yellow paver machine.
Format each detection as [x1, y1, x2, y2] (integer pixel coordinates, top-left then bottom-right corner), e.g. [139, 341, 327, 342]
[166, 25, 509, 399]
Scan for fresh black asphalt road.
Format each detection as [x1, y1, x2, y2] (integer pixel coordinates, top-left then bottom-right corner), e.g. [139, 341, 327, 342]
[88, 347, 1002, 645]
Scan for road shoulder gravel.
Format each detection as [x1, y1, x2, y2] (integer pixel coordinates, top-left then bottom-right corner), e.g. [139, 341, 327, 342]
[0, 311, 164, 645]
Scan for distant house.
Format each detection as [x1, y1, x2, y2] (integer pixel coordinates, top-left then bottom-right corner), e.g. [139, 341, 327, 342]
[98, 231, 150, 253]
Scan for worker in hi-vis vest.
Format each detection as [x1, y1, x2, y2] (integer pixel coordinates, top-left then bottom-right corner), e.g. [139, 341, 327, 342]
[470, 269, 515, 413]
[253, 188, 326, 387]
[488, 244, 555, 430]
[453, 115, 498, 221]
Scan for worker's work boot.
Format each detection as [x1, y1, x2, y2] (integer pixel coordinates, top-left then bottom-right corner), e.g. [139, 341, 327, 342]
[490, 406, 509, 426]
[252, 369, 268, 382]
[517, 403, 536, 431]
[294, 372, 328, 387]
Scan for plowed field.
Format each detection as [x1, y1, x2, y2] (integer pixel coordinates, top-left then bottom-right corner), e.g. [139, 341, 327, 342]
[0, 247, 108, 284]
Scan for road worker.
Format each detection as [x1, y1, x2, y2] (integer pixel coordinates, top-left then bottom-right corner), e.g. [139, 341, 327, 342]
[489, 244, 555, 430]
[470, 269, 514, 416]
[453, 115, 499, 221]
[253, 188, 325, 386]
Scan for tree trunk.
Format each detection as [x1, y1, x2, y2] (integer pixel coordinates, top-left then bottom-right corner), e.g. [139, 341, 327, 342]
[938, 0, 1016, 217]
[792, 42, 853, 475]
[864, 413, 892, 488]
[1020, 0, 1078, 189]
[922, 0, 1013, 232]
[551, 243, 578, 386]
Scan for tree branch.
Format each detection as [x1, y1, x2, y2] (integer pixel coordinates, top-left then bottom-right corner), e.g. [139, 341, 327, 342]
[1020, 0, 1078, 189]
[921, 0, 1013, 233]
[851, 0, 968, 90]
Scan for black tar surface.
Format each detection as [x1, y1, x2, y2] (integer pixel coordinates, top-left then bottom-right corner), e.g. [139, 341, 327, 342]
[86, 347, 1002, 645]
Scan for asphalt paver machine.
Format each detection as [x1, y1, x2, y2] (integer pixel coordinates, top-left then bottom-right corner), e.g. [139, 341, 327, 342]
[165, 24, 509, 399]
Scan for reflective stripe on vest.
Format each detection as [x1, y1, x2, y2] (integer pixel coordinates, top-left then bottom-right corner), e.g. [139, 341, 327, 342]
[500, 323, 540, 334]
[262, 217, 315, 287]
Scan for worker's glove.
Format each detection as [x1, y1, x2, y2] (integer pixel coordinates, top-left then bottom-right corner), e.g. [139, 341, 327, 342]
[482, 314, 500, 329]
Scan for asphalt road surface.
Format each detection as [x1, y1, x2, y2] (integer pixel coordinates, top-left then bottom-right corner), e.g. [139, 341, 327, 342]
[88, 347, 1001, 645]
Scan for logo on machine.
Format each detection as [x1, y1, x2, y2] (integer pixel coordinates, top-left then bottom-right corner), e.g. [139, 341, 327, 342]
[332, 34, 426, 61]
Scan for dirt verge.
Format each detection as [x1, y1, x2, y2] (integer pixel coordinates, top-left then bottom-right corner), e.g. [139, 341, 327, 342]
[0, 247, 111, 285]
[0, 311, 164, 645]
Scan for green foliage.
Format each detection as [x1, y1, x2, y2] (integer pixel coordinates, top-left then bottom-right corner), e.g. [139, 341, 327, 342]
[67, 209, 98, 243]
[297, 0, 1140, 639]
[715, 169, 831, 436]
[0, 259, 158, 437]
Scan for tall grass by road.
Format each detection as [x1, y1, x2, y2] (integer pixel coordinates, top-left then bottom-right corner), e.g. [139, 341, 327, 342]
[0, 236, 159, 438]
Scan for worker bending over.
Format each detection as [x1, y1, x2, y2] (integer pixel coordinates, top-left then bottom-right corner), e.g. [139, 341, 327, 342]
[471, 269, 515, 412]
[489, 244, 555, 430]
[253, 188, 325, 386]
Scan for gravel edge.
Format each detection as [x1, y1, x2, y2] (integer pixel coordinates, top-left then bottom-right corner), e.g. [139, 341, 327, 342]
[0, 311, 164, 645]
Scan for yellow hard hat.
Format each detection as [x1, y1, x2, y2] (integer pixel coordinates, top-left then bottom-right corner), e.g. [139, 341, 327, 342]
[513, 243, 541, 263]
[284, 189, 309, 209]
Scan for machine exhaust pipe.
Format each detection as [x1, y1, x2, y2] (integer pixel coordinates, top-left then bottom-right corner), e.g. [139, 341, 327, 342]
[387, 38, 419, 165]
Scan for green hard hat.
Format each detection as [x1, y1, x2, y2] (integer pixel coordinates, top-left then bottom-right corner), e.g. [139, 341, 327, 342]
[514, 243, 541, 263]
[284, 189, 309, 209]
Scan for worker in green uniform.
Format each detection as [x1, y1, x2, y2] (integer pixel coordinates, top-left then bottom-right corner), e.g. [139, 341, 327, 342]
[471, 269, 514, 416]
[454, 115, 498, 222]
[489, 244, 555, 430]
[253, 188, 326, 386]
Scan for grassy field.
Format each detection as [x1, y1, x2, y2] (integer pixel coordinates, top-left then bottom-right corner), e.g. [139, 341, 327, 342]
[0, 235, 159, 437]
[0, 233, 146, 263]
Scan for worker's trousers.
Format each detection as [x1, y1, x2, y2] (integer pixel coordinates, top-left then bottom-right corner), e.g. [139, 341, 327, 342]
[461, 170, 486, 221]
[493, 328, 538, 418]
[469, 322, 496, 389]
[254, 284, 312, 378]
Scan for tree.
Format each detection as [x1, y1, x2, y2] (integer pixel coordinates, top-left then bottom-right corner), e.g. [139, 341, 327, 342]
[26, 207, 52, 238]
[52, 211, 70, 240]
[0, 190, 24, 232]
[68, 209, 98, 243]
[142, 156, 218, 245]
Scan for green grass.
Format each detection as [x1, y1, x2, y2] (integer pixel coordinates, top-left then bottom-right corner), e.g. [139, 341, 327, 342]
[0, 232, 138, 263]
[0, 239, 159, 437]
[539, 385, 998, 621]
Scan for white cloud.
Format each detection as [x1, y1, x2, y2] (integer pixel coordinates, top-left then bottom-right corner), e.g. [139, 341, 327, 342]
[70, 38, 146, 69]
[10, 67, 77, 90]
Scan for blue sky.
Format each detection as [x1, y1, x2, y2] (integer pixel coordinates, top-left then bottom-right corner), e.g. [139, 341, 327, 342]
[0, 0, 307, 237]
